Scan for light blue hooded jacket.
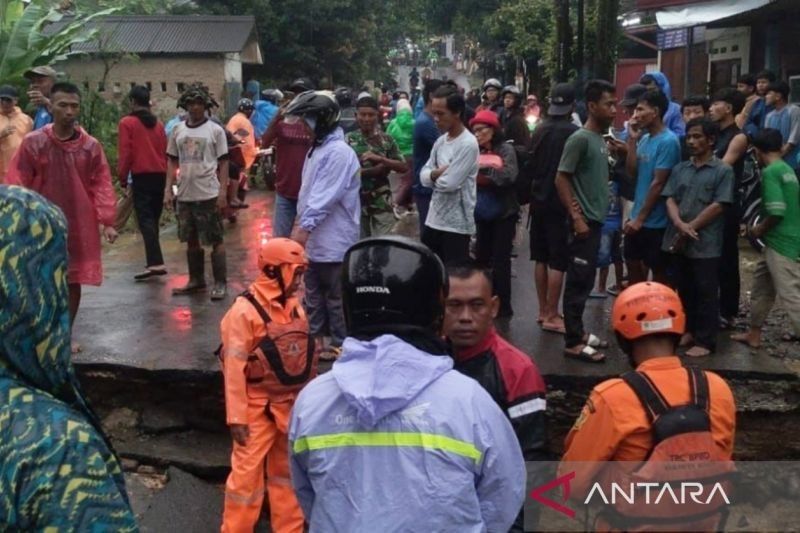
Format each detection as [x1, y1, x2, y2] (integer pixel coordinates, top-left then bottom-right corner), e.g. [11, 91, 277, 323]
[297, 127, 361, 263]
[251, 100, 279, 139]
[644, 71, 685, 137]
[289, 334, 526, 532]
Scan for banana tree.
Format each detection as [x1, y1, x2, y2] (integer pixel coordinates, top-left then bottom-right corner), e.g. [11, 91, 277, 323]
[0, 0, 117, 85]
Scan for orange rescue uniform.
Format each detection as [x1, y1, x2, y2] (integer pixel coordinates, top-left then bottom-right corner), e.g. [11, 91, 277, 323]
[220, 279, 308, 533]
[226, 112, 257, 170]
[561, 356, 736, 497]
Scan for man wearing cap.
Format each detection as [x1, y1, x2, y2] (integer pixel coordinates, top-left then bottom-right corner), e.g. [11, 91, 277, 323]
[527, 83, 580, 333]
[346, 96, 408, 237]
[0, 85, 33, 182]
[24, 66, 57, 130]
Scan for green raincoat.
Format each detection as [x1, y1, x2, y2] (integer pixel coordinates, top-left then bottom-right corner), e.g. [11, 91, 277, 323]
[0, 185, 137, 531]
[386, 109, 415, 158]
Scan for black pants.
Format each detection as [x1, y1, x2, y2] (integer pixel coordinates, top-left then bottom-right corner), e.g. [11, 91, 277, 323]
[476, 215, 516, 313]
[719, 203, 741, 319]
[668, 254, 720, 349]
[563, 222, 603, 348]
[422, 226, 470, 265]
[132, 173, 166, 267]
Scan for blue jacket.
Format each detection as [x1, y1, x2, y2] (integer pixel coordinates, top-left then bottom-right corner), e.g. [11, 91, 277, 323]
[297, 127, 361, 262]
[289, 334, 526, 532]
[645, 71, 685, 137]
[251, 100, 279, 139]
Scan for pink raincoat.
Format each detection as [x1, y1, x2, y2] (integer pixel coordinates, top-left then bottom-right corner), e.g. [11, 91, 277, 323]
[6, 125, 117, 285]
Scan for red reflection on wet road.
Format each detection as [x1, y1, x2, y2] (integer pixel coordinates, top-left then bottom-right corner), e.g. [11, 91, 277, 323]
[169, 305, 193, 332]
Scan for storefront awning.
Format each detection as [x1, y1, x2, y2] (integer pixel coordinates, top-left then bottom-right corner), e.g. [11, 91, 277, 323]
[656, 0, 774, 30]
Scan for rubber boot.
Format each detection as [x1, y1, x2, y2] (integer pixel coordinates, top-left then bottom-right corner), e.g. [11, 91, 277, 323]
[172, 248, 206, 295]
[210, 248, 227, 301]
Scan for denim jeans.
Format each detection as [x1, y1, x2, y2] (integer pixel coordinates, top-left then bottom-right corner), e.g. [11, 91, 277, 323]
[272, 193, 298, 238]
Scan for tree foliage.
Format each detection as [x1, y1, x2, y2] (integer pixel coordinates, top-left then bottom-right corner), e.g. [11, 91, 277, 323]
[0, 0, 116, 84]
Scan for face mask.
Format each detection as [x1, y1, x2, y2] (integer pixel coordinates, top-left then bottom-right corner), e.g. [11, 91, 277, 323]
[303, 116, 317, 131]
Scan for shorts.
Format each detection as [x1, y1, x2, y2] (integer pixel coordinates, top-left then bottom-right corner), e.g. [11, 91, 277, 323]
[529, 207, 569, 272]
[597, 227, 622, 268]
[624, 226, 665, 270]
[177, 199, 224, 245]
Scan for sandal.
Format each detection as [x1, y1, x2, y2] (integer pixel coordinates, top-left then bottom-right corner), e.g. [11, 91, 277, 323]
[134, 268, 167, 281]
[541, 322, 566, 334]
[319, 346, 342, 361]
[565, 344, 606, 363]
[685, 345, 712, 358]
[584, 333, 609, 349]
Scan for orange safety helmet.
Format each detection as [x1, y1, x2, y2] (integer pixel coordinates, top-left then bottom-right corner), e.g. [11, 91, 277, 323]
[612, 282, 686, 340]
[257, 238, 307, 271]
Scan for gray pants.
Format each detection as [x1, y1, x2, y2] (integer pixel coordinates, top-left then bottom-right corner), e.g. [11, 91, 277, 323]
[750, 247, 800, 334]
[304, 261, 346, 346]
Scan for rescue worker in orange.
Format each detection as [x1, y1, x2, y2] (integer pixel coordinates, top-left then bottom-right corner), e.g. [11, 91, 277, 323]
[219, 238, 316, 533]
[560, 282, 736, 529]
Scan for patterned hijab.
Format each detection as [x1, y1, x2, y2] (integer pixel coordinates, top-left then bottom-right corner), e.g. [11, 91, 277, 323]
[0, 185, 125, 494]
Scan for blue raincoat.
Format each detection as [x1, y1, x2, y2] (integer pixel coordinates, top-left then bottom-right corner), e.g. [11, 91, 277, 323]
[0, 185, 136, 531]
[644, 71, 685, 137]
[251, 100, 279, 139]
[289, 334, 526, 532]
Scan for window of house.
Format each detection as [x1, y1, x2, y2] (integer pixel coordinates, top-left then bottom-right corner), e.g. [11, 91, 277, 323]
[161, 82, 167, 92]
[113, 82, 121, 94]
[98, 81, 105, 92]
[145, 81, 152, 91]
[130, 82, 136, 89]
[83, 81, 90, 91]
[177, 82, 186, 92]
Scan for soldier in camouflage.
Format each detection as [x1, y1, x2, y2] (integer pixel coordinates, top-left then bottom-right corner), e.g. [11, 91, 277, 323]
[346, 96, 408, 237]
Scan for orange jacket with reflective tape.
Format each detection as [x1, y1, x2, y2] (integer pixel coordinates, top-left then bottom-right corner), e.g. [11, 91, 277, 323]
[220, 276, 308, 425]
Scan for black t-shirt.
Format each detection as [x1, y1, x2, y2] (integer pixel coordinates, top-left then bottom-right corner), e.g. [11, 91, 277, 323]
[528, 117, 580, 208]
[715, 124, 745, 196]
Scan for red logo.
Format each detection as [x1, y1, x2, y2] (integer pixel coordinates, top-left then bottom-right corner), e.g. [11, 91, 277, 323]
[529, 471, 576, 519]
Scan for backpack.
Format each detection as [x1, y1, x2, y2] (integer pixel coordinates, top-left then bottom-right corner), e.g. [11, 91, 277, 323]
[217, 291, 317, 401]
[597, 367, 735, 531]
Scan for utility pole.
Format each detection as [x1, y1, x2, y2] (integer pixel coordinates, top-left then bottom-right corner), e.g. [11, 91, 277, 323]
[555, 0, 571, 82]
[577, 0, 585, 81]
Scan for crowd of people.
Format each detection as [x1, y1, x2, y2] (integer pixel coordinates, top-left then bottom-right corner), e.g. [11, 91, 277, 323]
[0, 60, 797, 531]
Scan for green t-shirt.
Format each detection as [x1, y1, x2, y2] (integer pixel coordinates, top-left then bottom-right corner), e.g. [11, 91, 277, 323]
[557, 128, 610, 223]
[762, 159, 800, 259]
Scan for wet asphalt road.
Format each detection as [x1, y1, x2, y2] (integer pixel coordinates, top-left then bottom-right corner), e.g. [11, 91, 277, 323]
[73, 190, 794, 381]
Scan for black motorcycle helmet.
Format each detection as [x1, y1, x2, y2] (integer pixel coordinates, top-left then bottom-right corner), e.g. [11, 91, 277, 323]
[284, 90, 341, 145]
[334, 86, 353, 107]
[342, 236, 448, 337]
[289, 77, 314, 93]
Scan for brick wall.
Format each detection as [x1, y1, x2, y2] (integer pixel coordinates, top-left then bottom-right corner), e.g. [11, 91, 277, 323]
[58, 55, 226, 119]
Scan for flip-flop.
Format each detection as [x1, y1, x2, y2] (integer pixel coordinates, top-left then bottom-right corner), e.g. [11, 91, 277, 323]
[685, 345, 712, 358]
[541, 323, 566, 334]
[589, 290, 608, 299]
[585, 333, 609, 349]
[565, 345, 606, 363]
[318, 346, 342, 361]
[134, 269, 167, 281]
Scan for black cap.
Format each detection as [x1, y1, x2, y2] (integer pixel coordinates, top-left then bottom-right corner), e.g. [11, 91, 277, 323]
[548, 83, 575, 116]
[342, 236, 447, 337]
[0, 85, 19, 98]
[621, 83, 648, 107]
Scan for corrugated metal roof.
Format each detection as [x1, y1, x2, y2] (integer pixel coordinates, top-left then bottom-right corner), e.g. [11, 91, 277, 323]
[44, 15, 258, 54]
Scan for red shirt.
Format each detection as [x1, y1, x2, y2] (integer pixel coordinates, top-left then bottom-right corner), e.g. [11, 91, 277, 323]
[117, 112, 167, 186]
[262, 119, 312, 200]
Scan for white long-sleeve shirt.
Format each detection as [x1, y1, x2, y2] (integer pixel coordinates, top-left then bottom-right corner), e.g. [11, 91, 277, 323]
[420, 129, 479, 235]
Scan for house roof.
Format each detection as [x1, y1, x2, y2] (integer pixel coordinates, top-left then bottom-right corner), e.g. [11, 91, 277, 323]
[45, 15, 259, 55]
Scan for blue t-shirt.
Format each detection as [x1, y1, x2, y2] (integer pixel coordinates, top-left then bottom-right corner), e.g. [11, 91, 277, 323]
[412, 111, 440, 196]
[604, 181, 622, 230]
[632, 129, 681, 229]
[33, 106, 52, 130]
[765, 104, 800, 169]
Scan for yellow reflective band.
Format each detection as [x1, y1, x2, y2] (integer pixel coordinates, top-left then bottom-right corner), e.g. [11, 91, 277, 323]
[293, 432, 482, 463]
